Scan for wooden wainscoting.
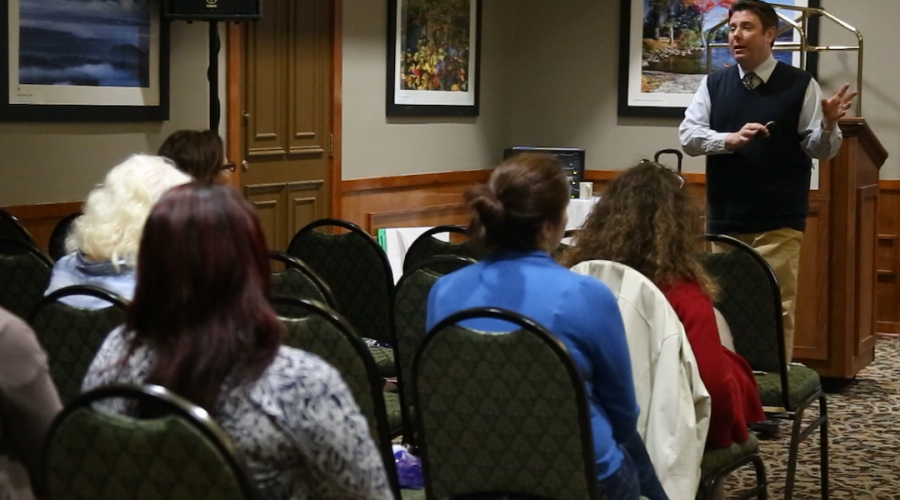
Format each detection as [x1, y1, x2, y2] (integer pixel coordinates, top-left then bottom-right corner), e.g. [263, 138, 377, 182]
[3, 202, 82, 251]
[877, 180, 900, 335]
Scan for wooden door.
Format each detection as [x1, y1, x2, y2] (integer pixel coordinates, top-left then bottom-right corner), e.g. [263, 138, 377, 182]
[242, 0, 333, 251]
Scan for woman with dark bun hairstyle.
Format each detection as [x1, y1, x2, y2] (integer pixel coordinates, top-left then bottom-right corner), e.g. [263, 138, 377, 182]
[157, 129, 235, 184]
[83, 183, 392, 500]
[425, 154, 668, 500]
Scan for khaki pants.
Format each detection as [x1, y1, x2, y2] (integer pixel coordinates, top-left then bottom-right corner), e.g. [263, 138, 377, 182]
[730, 228, 804, 363]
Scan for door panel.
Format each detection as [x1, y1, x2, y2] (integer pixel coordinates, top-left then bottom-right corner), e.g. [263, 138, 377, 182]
[245, 184, 286, 251]
[855, 185, 879, 355]
[242, 0, 333, 250]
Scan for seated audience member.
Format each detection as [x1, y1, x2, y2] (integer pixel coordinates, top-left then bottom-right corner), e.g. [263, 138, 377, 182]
[157, 129, 235, 184]
[82, 184, 392, 500]
[562, 161, 766, 449]
[0, 306, 63, 500]
[426, 154, 669, 500]
[45, 155, 191, 308]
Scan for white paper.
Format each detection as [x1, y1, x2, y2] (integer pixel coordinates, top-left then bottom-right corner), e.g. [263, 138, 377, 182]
[810, 159, 819, 191]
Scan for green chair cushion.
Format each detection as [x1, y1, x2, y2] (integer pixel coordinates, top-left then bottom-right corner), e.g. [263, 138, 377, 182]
[701, 433, 759, 475]
[756, 365, 821, 408]
[400, 488, 426, 500]
[383, 391, 403, 435]
[369, 345, 397, 378]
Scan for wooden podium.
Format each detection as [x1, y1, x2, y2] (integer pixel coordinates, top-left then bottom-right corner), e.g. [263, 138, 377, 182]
[794, 118, 889, 378]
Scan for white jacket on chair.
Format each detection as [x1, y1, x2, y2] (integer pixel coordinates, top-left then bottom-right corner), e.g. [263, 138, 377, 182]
[571, 260, 711, 500]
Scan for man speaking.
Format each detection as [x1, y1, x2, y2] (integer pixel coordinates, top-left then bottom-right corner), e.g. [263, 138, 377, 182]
[679, 0, 857, 362]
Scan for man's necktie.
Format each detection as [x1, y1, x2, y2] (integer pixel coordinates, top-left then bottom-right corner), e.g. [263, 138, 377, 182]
[742, 72, 757, 90]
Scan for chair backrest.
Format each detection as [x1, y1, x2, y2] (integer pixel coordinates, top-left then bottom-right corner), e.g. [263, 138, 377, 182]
[0, 237, 54, 319]
[402, 225, 483, 274]
[393, 256, 475, 425]
[272, 297, 400, 496]
[414, 307, 599, 500]
[268, 251, 337, 314]
[48, 212, 81, 262]
[286, 218, 394, 344]
[699, 234, 791, 410]
[29, 285, 129, 404]
[42, 384, 259, 500]
[0, 208, 35, 249]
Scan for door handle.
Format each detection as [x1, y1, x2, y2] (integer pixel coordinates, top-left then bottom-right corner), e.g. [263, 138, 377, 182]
[242, 160, 250, 172]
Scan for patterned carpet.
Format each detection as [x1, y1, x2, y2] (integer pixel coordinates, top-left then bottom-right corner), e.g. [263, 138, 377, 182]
[724, 337, 900, 499]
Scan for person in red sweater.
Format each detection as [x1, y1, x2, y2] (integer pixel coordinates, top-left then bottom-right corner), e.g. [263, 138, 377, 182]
[561, 161, 766, 448]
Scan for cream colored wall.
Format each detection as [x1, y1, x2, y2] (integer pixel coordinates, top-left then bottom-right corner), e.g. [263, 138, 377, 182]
[340, 0, 515, 180]
[509, 0, 899, 179]
[0, 22, 225, 207]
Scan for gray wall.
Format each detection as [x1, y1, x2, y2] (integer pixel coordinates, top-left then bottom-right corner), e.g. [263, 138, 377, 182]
[341, 0, 516, 180]
[509, 0, 899, 178]
[0, 22, 225, 206]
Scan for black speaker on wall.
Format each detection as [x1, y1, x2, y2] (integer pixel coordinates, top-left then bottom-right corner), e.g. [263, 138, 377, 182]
[164, 0, 261, 21]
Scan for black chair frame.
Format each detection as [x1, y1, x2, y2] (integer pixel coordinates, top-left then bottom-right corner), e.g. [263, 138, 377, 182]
[41, 383, 261, 500]
[704, 233, 828, 500]
[698, 452, 768, 500]
[270, 296, 401, 497]
[48, 212, 81, 262]
[392, 255, 476, 447]
[402, 224, 469, 274]
[413, 307, 600, 500]
[0, 236, 53, 263]
[268, 250, 338, 309]
[29, 284, 129, 323]
[0, 208, 35, 244]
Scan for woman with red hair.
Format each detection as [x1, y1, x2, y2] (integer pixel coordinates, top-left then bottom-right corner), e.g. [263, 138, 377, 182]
[83, 184, 392, 500]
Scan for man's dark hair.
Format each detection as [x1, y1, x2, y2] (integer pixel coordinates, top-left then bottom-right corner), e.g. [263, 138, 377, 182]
[729, 1, 780, 41]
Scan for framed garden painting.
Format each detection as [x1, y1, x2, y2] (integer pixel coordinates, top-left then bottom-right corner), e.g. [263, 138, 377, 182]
[386, 0, 481, 117]
[618, 0, 820, 118]
[0, 0, 169, 122]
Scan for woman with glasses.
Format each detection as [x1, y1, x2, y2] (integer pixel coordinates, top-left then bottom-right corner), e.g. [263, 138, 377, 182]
[158, 129, 235, 184]
[83, 183, 392, 500]
[561, 161, 765, 452]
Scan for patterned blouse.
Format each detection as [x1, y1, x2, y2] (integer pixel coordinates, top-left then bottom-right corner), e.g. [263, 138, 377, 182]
[83, 327, 393, 500]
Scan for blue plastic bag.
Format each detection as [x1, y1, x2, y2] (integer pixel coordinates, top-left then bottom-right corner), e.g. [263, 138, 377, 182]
[392, 445, 424, 490]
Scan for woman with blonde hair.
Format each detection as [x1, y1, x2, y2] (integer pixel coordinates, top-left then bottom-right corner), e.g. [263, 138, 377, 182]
[45, 155, 191, 308]
[561, 161, 765, 449]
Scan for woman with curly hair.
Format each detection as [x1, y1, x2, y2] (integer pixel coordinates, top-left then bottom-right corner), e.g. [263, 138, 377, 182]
[561, 161, 765, 450]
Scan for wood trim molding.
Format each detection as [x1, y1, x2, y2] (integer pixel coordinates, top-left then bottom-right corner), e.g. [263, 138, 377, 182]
[4, 202, 82, 221]
[226, 22, 243, 189]
[584, 169, 706, 185]
[880, 179, 900, 191]
[331, 0, 343, 220]
[364, 202, 467, 233]
[877, 321, 900, 335]
[342, 169, 490, 193]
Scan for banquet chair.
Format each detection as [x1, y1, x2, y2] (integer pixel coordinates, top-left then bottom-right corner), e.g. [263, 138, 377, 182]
[48, 212, 81, 262]
[42, 383, 259, 500]
[0, 208, 35, 252]
[286, 218, 397, 377]
[0, 237, 53, 320]
[29, 285, 128, 404]
[700, 234, 827, 500]
[268, 251, 336, 314]
[402, 225, 482, 274]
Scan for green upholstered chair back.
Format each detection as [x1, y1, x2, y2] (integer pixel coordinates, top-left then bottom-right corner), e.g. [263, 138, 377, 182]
[699, 234, 786, 375]
[413, 308, 599, 500]
[286, 219, 394, 345]
[42, 384, 259, 500]
[0, 237, 53, 319]
[29, 285, 128, 404]
[268, 251, 337, 315]
[0, 209, 35, 250]
[273, 297, 399, 495]
[393, 257, 475, 420]
[49, 213, 81, 262]
[402, 225, 483, 274]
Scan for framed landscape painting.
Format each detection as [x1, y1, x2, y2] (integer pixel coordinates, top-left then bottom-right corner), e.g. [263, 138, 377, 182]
[0, 0, 169, 122]
[386, 0, 481, 117]
[618, 0, 820, 118]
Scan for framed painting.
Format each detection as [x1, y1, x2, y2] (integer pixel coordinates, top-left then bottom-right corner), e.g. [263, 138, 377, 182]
[0, 0, 169, 122]
[386, 0, 481, 117]
[618, 0, 820, 118]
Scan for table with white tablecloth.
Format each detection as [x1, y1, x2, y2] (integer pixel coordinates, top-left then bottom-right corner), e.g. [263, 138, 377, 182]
[566, 197, 601, 231]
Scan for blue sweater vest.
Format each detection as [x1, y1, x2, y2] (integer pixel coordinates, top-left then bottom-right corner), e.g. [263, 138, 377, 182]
[706, 63, 812, 233]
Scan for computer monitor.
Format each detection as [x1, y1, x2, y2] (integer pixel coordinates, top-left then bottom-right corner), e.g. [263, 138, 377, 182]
[503, 147, 586, 198]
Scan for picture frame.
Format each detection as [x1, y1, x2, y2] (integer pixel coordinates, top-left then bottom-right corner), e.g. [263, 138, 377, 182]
[617, 0, 821, 118]
[386, 0, 481, 117]
[0, 0, 170, 122]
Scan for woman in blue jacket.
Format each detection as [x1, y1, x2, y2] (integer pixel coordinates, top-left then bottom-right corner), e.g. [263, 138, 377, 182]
[426, 154, 668, 500]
